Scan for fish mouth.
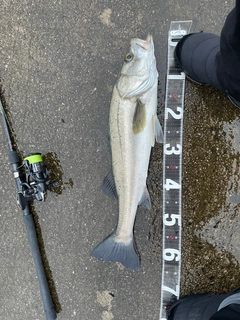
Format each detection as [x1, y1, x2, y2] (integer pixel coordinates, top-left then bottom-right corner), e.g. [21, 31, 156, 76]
[134, 35, 153, 50]
[136, 43, 148, 50]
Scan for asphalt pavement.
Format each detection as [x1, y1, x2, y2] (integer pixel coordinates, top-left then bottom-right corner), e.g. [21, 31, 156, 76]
[0, 1, 238, 319]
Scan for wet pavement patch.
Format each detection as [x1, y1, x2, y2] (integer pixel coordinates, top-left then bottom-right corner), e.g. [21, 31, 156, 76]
[42, 152, 63, 195]
[42, 151, 74, 195]
[181, 82, 240, 295]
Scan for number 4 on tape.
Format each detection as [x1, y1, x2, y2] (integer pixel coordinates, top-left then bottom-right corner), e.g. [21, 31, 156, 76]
[164, 179, 180, 190]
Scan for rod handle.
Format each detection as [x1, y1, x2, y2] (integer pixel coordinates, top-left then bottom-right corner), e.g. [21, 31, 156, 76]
[23, 209, 57, 320]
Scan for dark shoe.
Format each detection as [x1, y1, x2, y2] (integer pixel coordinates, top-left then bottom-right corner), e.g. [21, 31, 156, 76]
[167, 292, 230, 320]
[174, 32, 240, 108]
[228, 95, 240, 108]
[174, 32, 225, 92]
[168, 288, 240, 320]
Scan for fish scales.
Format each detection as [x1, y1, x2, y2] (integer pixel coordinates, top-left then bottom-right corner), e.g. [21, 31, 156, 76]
[111, 88, 155, 240]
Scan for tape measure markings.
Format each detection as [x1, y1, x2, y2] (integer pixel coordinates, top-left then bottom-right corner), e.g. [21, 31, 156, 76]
[159, 20, 192, 320]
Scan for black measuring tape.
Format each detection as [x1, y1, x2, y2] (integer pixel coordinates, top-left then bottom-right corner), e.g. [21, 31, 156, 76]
[159, 20, 192, 320]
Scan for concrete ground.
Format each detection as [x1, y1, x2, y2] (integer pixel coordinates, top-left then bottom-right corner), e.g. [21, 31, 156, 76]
[0, 0, 238, 319]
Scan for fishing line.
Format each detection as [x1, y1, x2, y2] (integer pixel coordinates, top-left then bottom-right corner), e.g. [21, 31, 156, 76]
[159, 20, 192, 320]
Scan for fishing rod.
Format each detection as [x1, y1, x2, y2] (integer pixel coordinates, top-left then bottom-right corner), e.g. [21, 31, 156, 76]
[0, 98, 57, 320]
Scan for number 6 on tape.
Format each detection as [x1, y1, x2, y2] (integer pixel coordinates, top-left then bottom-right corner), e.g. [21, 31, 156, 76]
[163, 249, 180, 261]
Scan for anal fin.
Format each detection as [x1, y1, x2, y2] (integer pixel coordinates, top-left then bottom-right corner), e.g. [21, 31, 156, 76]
[139, 187, 151, 209]
[101, 170, 118, 199]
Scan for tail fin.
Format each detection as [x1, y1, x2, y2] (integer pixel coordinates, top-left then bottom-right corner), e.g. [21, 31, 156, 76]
[91, 233, 140, 270]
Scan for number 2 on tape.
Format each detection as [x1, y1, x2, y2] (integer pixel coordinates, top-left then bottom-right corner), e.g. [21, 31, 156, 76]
[165, 107, 183, 119]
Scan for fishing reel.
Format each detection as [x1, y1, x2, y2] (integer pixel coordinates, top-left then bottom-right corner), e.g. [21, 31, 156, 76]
[23, 153, 49, 201]
[13, 152, 53, 210]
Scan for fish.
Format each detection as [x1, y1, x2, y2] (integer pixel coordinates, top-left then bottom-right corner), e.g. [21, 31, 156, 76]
[91, 35, 163, 270]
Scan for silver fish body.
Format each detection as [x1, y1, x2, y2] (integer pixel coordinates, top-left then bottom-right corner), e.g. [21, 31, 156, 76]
[92, 35, 163, 269]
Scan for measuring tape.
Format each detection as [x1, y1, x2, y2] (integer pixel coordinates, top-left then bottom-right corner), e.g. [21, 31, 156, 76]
[159, 20, 192, 320]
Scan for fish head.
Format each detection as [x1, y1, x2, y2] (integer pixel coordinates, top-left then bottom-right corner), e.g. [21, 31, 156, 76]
[116, 35, 158, 98]
[121, 34, 155, 77]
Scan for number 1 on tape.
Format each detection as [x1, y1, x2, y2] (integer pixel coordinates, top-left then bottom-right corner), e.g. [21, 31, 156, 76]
[159, 20, 192, 320]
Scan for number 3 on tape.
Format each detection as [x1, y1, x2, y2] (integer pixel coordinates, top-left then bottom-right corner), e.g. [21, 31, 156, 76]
[164, 143, 182, 155]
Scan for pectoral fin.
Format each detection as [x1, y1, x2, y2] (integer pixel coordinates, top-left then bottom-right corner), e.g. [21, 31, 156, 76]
[132, 99, 146, 134]
[154, 115, 163, 143]
[151, 115, 163, 145]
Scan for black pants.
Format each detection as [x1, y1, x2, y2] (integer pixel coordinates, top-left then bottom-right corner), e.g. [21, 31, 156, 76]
[217, 0, 240, 101]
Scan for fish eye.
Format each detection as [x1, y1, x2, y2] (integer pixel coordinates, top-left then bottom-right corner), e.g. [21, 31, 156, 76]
[124, 52, 134, 62]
